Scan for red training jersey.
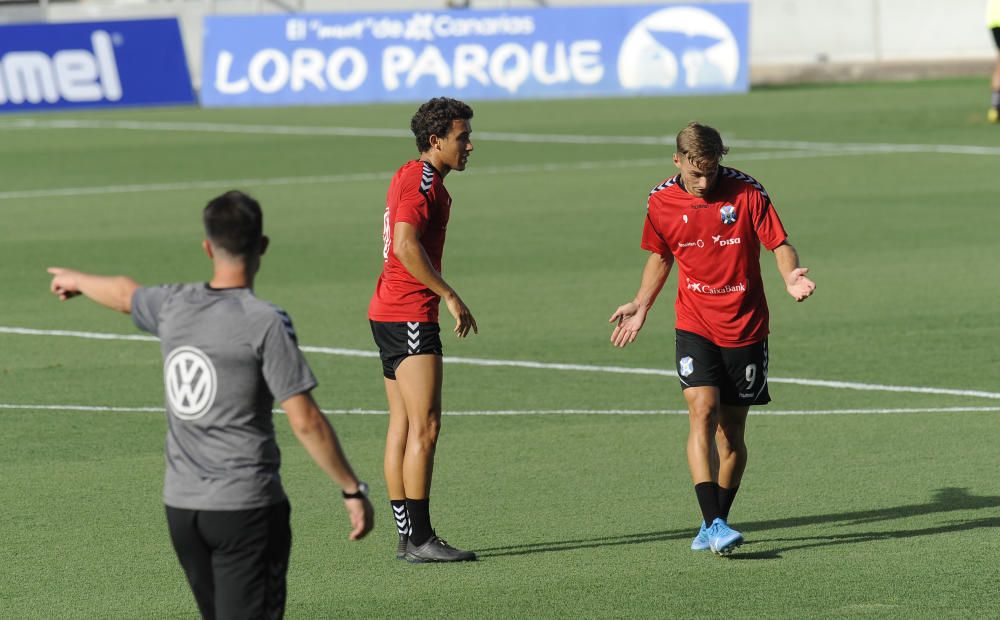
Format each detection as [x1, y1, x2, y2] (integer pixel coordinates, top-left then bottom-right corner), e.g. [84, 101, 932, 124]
[369, 160, 451, 322]
[641, 166, 788, 347]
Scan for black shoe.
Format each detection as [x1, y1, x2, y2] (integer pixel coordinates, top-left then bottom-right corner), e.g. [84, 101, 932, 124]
[396, 534, 408, 560]
[404, 534, 476, 563]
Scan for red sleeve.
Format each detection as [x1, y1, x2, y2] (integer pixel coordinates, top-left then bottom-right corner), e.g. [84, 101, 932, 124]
[394, 174, 430, 231]
[751, 192, 788, 251]
[640, 209, 670, 255]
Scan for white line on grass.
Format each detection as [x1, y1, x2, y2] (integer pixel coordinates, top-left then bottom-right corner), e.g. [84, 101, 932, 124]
[729, 138, 1000, 156]
[2, 403, 999, 416]
[4, 326, 1000, 401]
[0, 171, 393, 201]
[0, 326, 158, 341]
[0, 150, 856, 202]
[0, 403, 165, 413]
[0, 119, 417, 139]
[5, 118, 1000, 156]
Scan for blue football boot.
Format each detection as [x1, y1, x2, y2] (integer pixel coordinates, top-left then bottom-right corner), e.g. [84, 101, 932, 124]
[707, 518, 743, 556]
[690, 521, 710, 551]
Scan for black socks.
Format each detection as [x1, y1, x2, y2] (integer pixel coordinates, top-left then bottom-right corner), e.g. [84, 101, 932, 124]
[405, 498, 432, 546]
[694, 482, 721, 525]
[391, 499, 410, 537]
[695, 482, 741, 524]
[718, 485, 740, 522]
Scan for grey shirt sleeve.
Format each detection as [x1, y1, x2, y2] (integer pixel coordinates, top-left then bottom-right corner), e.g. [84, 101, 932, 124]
[131, 284, 182, 336]
[259, 308, 318, 403]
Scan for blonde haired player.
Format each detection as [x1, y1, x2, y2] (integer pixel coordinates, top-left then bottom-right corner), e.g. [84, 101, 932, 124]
[610, 123, 815, 556]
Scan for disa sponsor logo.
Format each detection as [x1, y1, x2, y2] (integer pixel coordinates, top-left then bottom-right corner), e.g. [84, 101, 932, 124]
[712, 235, 741, 246]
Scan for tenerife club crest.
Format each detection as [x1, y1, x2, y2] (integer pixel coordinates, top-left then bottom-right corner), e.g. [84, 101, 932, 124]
[164, 346, 217, 421]
[618, 6, 741, 91]
[679, 356, 694, 377]
[720, 205, 737, 225]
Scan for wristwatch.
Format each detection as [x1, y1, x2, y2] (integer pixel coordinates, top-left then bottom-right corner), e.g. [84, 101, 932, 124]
[342, 481, 369, 500]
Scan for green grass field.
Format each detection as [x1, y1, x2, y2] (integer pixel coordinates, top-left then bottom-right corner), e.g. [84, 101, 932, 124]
[2, 77, 1000, 618]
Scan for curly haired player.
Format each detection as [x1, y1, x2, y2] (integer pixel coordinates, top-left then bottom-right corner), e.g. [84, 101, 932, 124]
[369, 98, 478, 563]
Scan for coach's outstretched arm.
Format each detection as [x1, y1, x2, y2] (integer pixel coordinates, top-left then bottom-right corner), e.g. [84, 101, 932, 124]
[47, 267, 139, 313]
[609, 252, 674, 348]
[282, 392, 375, 541]
[773, 242, 816, 302]
[392, 221, 477, 338]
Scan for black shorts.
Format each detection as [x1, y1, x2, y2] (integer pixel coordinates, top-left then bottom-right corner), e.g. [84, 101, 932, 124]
[675, 329, 770, 406]
[993, 26, 1000, 49]
[166, 500, 291, 620]
[370, 320, 443, 380]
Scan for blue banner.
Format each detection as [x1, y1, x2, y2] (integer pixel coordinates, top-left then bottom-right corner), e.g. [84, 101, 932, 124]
[201, 4, 749, 107]
[0, 19, 195, 112]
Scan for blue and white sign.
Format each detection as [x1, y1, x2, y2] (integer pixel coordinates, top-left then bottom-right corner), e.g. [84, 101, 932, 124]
[0, 19, 195, 112]
[201, 4, 748, 107]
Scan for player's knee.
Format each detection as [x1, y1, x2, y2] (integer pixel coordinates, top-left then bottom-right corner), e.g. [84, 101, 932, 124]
[688, 401, 717, 426]
[408, 415, 441, 448]
[386, 424, 408, 444]
[406, 435, 438, 458]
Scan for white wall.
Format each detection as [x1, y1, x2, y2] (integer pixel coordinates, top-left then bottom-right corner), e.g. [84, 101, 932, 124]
[25, 0, 1000, 88]
[751, 0, 995, 64]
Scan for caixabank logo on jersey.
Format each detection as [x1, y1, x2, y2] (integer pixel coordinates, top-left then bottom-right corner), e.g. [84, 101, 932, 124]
[200, 3, 748, 107]
[0, 19, 194, 112]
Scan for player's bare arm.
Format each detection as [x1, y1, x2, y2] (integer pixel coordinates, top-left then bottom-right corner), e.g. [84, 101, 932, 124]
[393, 221, 478, 338]
[609, 252, 673, 348]
[47, 267, 139, 313]
[773, 242, 816, 302]
[282, 392, 374, 541]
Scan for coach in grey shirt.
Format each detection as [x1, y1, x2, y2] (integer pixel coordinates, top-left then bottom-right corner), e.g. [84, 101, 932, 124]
[48, 190, 374, 620]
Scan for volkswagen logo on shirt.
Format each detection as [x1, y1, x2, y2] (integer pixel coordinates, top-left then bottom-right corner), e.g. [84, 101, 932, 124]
[164, 346, 217, 421]
[720, 205, 737, 224]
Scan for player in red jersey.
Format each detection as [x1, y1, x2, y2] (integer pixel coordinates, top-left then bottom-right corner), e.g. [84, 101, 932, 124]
[609, 122, 815, 556]
[368, 98, 477, 563]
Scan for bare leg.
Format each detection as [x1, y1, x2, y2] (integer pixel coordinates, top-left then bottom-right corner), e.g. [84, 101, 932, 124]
[716, 404, 749, 489]
[684, 386, 720, 484]
[394, 354, 443, 499]
[990, 54, 1000, 121]
[382, 377, 408, 500]
[392, 353, 475, 562]
[708, 429, 720, 483]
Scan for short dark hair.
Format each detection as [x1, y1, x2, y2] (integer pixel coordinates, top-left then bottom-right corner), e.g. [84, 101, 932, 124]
[410, 97, 474, 152]
[203, 190, 263, 258]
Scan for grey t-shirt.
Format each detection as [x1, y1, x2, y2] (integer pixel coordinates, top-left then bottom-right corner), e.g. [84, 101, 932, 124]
[132, 283, 318, 510]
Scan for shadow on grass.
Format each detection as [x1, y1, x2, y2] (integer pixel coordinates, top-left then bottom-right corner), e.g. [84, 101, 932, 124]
[476, 488, 1000, 559]
[732, 515, 1000, 560]
[475, 529, 691, 558]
